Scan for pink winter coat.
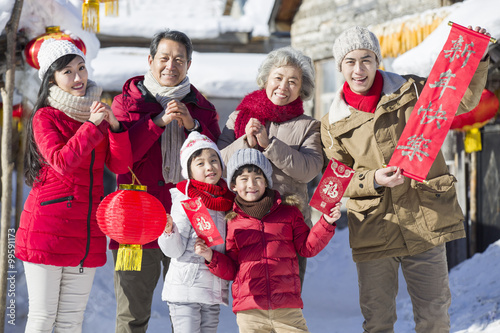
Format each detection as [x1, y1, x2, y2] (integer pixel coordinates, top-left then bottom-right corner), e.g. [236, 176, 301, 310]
[15, 107, 132, 268]
[111, 76, 221, 250]
[207, 192, 336, 313]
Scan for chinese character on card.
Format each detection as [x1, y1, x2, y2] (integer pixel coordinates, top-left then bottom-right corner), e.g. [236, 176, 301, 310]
[181, 197, 223, 247]
[309, 158, 354, 215]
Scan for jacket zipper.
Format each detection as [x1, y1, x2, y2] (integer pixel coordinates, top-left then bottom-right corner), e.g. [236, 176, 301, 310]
[260, 219, 272, 310]
[40, 196, 74, 208]
[80, 149, 95, 273]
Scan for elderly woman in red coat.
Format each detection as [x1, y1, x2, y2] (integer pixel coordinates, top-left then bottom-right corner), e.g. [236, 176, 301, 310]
[15, 39, 132, 332]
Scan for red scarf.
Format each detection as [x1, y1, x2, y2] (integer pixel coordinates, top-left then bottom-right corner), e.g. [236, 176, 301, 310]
[234, 89, 304, 139]
[176, 179, 235, 212]
[342, 70, 383, 113]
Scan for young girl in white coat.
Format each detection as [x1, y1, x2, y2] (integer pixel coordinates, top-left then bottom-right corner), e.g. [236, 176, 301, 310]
[158, 131, 234, 333]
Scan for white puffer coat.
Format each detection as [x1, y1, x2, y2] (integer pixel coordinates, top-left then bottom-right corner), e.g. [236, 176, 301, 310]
[158, 185, 229, 305]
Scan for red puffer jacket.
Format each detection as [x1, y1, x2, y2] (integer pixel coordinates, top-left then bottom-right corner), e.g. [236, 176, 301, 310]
[111, 76, 221, 250]
[207, 192, 336, 313]
[15, 107, 132, 268]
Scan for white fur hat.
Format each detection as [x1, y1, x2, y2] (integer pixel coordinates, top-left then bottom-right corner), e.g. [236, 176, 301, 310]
[226, 148, 273, 188]
[37, 38, 85, 80]
[180, 131, 223, 179]
[332, 26, 382, 72]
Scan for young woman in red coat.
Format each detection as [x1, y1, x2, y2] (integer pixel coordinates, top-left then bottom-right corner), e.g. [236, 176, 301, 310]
[15, 39, 132, 332]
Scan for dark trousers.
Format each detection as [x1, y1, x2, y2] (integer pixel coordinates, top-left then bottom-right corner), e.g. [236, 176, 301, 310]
[113, 248, 171, 333]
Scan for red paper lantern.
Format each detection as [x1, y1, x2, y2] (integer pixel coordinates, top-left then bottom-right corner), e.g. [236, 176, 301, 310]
[96, 184, 167, 245]
[451, 89, 500, 131]
[12, 104, 23, 119]
[24, 26, 86, 70]
[0, 103, 23, 119]
[97, 183, 167, 271]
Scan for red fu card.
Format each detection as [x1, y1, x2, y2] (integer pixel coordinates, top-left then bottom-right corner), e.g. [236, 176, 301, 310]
[309, 158, 354, 215]
[181, 197, 223, 247]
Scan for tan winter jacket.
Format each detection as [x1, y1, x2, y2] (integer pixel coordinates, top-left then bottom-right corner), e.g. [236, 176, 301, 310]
[218, 111, 323, 227]
[321, 61, 488, 262]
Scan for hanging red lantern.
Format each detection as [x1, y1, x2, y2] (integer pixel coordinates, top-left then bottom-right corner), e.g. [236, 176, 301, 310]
[24, 26, 86, 70]
[451, 89, 499, 131]
[12, 104, 23, 119]
[451, 89, 500, 153]
[97, 182, 167, 271]
[0, 103, 22, 119]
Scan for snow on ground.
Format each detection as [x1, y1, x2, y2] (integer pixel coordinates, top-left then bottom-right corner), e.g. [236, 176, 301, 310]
[5, 181, 500, 332]
[3, 0, 500, 331]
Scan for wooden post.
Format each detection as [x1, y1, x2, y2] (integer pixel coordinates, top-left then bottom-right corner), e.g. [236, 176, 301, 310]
[0, 1, 23, 331]
[15, 109, 26, 229]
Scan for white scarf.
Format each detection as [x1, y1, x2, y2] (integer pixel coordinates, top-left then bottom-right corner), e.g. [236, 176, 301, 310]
[47, 80, 102, 123]
[143, 70, 191, 184]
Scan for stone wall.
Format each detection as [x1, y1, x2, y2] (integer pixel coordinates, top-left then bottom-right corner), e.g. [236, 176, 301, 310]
[291, 0, 445, 61]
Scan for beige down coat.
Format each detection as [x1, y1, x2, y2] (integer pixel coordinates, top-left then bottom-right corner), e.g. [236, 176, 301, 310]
[218, 111, 323, 227]
[321, 62, 488, 263]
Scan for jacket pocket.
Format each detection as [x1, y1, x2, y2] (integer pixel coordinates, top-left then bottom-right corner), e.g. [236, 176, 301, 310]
[40, 195, 74, 208]
[346, 196, 388, 249]
[165, 262, 199, 287]
[411, 174, 464, 231]
[182, 263, 199, 287]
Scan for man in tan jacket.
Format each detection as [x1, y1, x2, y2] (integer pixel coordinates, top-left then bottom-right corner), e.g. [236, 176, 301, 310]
[321, 25, 491, 333]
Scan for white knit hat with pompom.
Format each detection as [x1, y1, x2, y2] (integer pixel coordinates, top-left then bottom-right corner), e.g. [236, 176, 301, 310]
[37, 38, 85, 80]
[180, 131, 224, 180]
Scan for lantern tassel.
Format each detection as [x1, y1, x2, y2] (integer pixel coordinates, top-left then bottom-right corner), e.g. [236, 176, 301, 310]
[115, 244, 143, 271]
[82, 0, 100, 33]
[105, 0, 119, 16]
[464, 128, 482, 153]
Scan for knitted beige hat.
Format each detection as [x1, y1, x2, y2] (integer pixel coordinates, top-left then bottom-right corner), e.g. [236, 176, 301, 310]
[226, 148, 273, 188]
[332, 26, 382, 72]
[37, 38, 86, 80]
[180, 131, 224, 180]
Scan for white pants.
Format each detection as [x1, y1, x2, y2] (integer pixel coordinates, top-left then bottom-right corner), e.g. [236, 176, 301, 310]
[168, 302, 220, 333]
[23, 262, 96, 333]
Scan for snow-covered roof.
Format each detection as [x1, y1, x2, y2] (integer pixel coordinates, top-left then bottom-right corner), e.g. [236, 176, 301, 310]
[0, 0, 274, 102]
[97, 0, 274, 39]
[91, 47, 266, 98]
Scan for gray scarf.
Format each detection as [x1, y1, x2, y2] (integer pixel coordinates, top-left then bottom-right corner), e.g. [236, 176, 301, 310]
[47, 80, 102, 123]
[143, 70, 191, 184]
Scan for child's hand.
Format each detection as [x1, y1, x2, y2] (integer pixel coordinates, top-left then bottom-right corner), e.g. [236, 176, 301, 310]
[323, 202, 342, 225]
[164, 213, 173, 234]
[194, 237, 213, 262]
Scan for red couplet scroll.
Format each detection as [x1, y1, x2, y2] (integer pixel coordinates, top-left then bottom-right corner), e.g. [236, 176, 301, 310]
[181, 197, 223, 247]
[309, 158, 354, 215]
[388, 23, 491, 182]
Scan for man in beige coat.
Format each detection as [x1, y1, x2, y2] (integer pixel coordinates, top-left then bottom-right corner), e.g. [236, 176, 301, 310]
[321, 26, 491, 333]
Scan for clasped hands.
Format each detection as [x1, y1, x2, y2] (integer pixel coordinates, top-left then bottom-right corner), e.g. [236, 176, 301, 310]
[153, 100, 196, 130]
[89, 101, 120, 132]
[245, 118, 269, 149]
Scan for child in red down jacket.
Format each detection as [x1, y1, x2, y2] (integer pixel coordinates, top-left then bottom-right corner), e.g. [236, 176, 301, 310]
[194, 148, 341, 332]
